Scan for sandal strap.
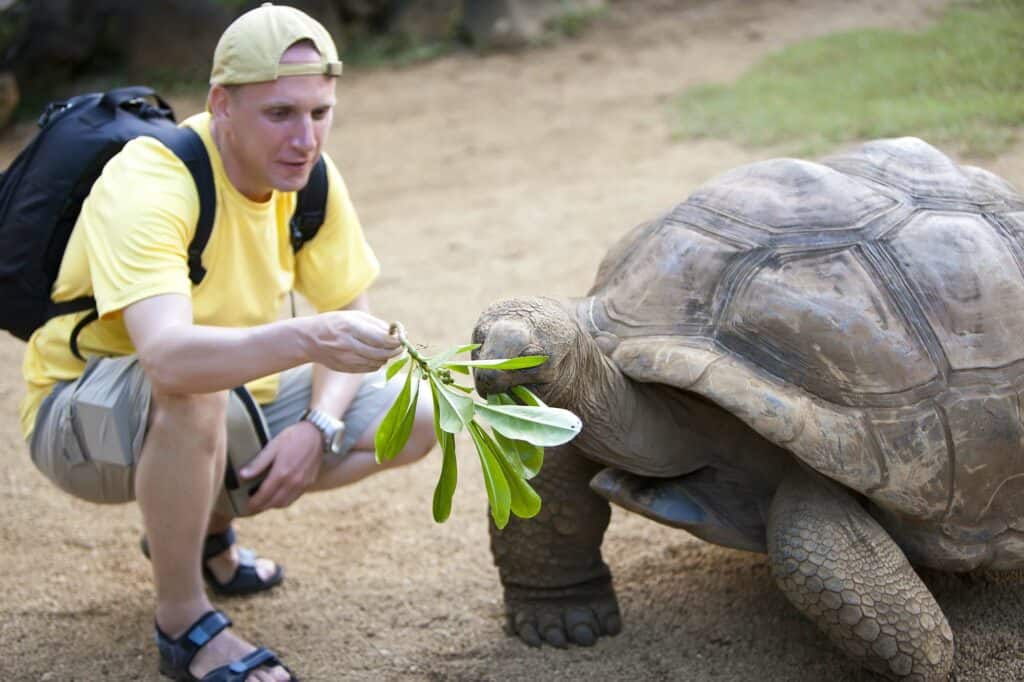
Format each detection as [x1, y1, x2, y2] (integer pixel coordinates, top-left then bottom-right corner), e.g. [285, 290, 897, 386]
[155, 610, 233, 674]
[202, 527, 237, 560]
[226, 647, 279, 678]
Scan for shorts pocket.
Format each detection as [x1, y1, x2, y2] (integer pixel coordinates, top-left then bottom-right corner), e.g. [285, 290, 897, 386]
[67, 358, 145, 467]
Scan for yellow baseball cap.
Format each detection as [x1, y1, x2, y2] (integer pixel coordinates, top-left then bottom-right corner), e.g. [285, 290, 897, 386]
[210, 2, 343, 85]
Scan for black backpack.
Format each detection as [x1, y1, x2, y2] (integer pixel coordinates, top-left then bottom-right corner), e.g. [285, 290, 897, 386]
[0, 85, 328, 358]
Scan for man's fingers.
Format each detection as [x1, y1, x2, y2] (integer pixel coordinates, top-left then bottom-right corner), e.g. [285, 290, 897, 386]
[251, 482, 298, 513]
[337, 311, 401, 349]
[349, 336, 402, 362]
[240, 446, 274, 479]
[349, 324, 401, 350]
[245, 474, 276, 512]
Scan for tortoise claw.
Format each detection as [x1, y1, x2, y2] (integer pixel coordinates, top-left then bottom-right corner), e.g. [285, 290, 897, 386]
[504, 578, 621, 648]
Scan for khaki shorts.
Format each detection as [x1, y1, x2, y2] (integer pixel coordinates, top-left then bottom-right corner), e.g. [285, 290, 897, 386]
[29, 356, 400, 516]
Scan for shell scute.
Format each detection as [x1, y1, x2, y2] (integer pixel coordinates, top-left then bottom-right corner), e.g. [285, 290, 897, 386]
[883, 212, 1024, 370]
[943, 389, 1024, 524]
[688, 158, 895, 233]
[721, 248, 938, 403]
[869, 406, 950, 520]
[593, 220, 742, 336]
[823, 137, 983, 205]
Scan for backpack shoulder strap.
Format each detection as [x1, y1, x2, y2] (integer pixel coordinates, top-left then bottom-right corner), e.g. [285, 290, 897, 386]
[154, 126, 215, 284]
[67, 125, 214, 361]
[290, 155, 328, 252]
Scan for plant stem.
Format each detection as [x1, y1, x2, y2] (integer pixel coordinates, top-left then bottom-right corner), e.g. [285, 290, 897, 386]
[390, 321, 429, 370]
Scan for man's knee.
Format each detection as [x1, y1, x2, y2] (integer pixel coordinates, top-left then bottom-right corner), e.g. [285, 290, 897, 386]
[147, 389, 230, 453]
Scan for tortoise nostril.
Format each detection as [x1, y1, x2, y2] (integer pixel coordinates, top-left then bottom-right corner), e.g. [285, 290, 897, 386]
[473, 368, 502, 397]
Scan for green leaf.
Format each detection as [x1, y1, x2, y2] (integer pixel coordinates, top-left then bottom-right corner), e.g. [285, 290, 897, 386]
[489, 427, 525, 479]
[511, 385, 547, 408]
[474, 403, 581, 447]
[374, 364, 420, 463]
[446, 383, 474, 394]
[442, 352, 548, 368]
[494, 430, 544, 479]
[374, 363, 412, 461]
[384, 354, 410, 381]
[474, 423, 541, 520]
[430, 389, 458, 523]
[428, 374, 475, 434]
[469, 422, 511, 528]
[428, 342, 483, 370]
[486, 395, 544, 478]
[426, 345, 459, 370]
[445, 355, 548, 372]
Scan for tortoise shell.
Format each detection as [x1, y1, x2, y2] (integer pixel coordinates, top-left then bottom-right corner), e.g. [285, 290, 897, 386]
[580, 138, 1024, 542]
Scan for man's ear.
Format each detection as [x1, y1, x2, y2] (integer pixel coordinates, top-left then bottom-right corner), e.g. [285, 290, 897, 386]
[207, 84, 231, 121]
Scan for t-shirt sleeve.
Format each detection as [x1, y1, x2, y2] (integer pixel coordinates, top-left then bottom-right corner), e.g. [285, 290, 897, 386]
[293, 153, 380, 312]
[80, 136, 198, 318]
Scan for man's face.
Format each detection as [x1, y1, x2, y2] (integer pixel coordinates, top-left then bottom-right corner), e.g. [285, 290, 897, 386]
[212, 44, 336, 200]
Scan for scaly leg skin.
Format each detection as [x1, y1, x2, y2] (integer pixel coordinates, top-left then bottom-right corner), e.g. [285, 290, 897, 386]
[490, 443, 621, 648]
[767, 469, 954, 681]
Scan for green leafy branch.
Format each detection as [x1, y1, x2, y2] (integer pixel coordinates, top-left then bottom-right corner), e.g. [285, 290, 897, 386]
[374, 323, 582, 529]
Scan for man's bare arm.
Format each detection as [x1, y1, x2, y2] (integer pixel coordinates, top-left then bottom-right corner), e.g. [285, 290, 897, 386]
[123, 293, 400, 395]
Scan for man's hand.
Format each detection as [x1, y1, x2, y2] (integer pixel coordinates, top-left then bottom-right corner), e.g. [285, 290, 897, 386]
[306, 310, 402, 373]
[241, 421, 324, 512]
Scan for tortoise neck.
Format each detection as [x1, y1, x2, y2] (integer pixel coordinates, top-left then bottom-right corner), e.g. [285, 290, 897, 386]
[555, 331, 791, 481]
[547, 331, 693, 477]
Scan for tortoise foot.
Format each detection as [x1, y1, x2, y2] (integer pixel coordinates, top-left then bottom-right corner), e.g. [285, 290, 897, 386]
[504, 576, 621, 648]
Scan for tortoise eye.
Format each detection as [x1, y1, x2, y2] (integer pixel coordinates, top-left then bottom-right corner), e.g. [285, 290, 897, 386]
[522, 344, 545, 358]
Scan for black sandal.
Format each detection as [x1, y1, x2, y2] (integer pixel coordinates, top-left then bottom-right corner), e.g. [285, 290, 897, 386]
[155, 609, 297, 681]
[141, 527, 285, 597]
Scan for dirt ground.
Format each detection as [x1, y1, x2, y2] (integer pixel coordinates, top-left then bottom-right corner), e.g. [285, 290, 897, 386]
[3, 1, 1024, 680]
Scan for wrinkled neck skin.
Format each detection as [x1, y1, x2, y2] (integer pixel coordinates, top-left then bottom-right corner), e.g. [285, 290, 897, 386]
[550, 311, 792, 486]
[540, 316, 699, 478]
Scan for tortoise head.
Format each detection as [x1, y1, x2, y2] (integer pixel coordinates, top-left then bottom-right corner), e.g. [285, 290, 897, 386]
[471, 296, 583, 402]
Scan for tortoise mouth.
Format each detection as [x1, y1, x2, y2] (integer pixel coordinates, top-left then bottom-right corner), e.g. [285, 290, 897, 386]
[472, 368, 547, 400]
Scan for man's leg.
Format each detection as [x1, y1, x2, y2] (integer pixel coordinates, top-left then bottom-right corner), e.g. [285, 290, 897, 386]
[136, 388, 227, 635]
[312, 394, 434, 489]
[29, 356, 290, 680]
[137, 387, 291, 681]
[262, 364, 435, 492]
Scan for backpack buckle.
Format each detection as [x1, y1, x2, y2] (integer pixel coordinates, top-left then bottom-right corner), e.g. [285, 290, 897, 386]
[37, 100, 71, 128]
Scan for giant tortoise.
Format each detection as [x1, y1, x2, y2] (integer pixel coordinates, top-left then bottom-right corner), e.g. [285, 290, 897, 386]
[471, 138, 1024, 680]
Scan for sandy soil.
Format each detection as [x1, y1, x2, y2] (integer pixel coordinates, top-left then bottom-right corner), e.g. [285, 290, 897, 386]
[3, 1, 1023, 680]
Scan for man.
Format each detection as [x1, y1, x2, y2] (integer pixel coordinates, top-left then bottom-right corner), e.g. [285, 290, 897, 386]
[20, 4, 435, 680]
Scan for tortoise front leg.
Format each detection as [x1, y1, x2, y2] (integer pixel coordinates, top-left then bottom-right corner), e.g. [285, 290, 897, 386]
[491, 442, 621, 648]
[767, 468, 954, 681]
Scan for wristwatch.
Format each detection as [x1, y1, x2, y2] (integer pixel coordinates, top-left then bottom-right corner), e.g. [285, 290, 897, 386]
[301, 408, 346, 456]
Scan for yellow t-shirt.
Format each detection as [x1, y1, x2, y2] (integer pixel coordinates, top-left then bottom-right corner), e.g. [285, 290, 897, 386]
[20, 112, 379, 438]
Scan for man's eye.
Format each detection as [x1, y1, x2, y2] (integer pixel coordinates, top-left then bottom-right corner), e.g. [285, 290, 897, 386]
[312, 108, 331, 120]
[267, 109, 289, 120]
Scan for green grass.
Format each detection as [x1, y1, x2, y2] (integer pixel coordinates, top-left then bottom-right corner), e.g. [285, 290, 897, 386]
[541, 1, 607, 41]
[671, 0, 1024, 157]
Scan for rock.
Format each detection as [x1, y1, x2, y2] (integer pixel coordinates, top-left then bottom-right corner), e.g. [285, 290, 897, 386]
[461, 0, 605, 50]
[388, 0, 461, 44]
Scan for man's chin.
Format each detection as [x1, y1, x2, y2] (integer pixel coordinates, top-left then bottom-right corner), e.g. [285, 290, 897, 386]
[273, 169, 312, 193]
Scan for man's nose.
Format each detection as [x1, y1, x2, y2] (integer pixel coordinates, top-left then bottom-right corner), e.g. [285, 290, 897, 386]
[293, 115, 316, 151]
